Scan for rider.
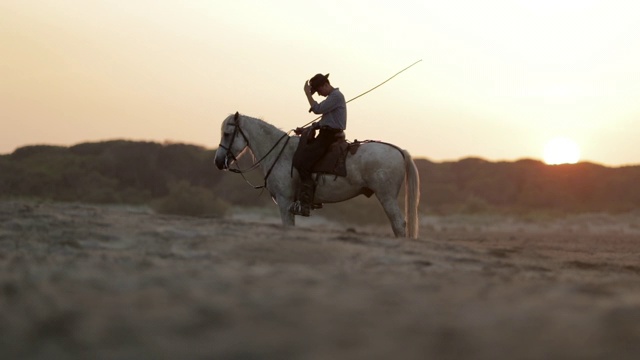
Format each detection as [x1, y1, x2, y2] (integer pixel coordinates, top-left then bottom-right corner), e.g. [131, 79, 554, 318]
[290, 73, 347, 216]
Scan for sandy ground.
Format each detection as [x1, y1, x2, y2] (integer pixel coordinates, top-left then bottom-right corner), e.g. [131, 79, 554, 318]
[1, 201, 640, 360]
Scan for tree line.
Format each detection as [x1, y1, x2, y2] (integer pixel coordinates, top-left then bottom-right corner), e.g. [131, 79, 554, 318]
[1, 141, 639, 218]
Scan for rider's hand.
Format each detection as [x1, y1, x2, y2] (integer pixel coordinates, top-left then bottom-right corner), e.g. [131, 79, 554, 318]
[294, 127, 304, 135]
[303, 81, 311, 95]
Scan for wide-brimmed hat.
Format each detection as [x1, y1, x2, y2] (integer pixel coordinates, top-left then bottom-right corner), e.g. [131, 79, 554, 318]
[309, 73, 329, 94]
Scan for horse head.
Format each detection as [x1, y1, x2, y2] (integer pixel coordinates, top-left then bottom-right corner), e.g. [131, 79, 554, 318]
[215, 112, 250, 170]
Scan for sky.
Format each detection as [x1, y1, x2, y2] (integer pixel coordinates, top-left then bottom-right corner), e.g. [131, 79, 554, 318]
[2, 0, 640, 166]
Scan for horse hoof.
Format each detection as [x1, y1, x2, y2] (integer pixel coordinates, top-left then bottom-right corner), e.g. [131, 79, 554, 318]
[289, 202, 311, 217]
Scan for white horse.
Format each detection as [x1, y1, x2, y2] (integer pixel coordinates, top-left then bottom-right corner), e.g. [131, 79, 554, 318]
[214, 112, 420, 238]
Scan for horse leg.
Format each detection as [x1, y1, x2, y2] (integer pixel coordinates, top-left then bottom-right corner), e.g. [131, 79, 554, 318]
[377, 194, 406, 237]
[275, 195, 295, 226]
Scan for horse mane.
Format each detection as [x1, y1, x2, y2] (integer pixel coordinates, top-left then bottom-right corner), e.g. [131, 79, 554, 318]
[237, 114, 287, 138]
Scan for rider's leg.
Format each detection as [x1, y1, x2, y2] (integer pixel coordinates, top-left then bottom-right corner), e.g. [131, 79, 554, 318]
[290, 129, 336, 216]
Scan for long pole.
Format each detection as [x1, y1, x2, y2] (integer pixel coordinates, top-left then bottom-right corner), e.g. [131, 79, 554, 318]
[301, 59, 422, 127]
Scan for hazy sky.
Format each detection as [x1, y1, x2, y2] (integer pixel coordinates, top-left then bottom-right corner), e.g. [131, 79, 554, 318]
[2, 0, 639, 166]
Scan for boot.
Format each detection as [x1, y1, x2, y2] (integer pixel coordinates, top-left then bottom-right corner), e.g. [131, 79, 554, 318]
[289, 179, 315, 217]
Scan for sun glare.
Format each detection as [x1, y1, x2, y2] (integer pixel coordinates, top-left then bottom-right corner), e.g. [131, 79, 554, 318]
[543, 137, 581, 165]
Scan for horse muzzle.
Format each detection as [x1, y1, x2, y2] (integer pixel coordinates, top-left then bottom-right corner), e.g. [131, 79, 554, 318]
[214, 151, 229, 170]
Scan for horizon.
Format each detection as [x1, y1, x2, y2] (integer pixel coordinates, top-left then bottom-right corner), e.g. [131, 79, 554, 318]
[3, 136, 637, 168]
[2, 1, 640, 167]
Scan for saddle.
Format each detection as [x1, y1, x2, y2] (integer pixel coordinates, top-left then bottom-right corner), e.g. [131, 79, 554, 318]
[294, 128, 361, 178]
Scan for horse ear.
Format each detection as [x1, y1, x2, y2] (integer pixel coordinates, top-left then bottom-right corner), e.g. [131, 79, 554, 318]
[234, 111, 239, 120]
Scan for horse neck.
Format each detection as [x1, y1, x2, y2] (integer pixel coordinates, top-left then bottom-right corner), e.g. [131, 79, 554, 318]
[240, 116, 288, 167]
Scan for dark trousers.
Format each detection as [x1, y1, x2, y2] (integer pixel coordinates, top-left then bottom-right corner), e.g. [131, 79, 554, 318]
[293, 128, 341, 181]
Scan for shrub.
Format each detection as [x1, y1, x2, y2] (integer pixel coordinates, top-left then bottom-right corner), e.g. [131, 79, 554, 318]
[153, 181, 229, 217]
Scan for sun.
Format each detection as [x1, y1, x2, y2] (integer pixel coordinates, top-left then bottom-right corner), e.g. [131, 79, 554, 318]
[543, 137, 581, 165]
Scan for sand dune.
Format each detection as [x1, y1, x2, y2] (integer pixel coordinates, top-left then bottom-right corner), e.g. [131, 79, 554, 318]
[1, 200, 640, 359]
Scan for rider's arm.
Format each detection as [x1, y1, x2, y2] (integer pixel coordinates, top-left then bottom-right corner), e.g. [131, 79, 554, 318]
[309, 91, 340, 115]
[303, 81, 316, 111]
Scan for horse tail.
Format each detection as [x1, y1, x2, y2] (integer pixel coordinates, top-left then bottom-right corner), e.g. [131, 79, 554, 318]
[402, 149, 420, 239]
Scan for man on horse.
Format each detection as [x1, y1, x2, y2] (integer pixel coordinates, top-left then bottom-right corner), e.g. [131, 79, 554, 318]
[289, 73, 347, 216]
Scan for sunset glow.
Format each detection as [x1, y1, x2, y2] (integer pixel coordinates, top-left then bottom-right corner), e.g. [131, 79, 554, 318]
[543, 137, 581, 165]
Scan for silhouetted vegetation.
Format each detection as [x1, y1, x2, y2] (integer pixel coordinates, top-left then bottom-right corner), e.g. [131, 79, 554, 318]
[1, 141, 640, 219]
[1, 141, 239, 210]
[417, 157, 640, 215]
[152, 181, 230, 217]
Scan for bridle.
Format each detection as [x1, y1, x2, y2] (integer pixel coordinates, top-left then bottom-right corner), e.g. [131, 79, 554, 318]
[218, 115, 291, 189]
[218, 119, 250, 170]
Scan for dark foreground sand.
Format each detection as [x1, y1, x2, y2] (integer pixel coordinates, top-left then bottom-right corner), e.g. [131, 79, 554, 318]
[1, 201, 640, 359]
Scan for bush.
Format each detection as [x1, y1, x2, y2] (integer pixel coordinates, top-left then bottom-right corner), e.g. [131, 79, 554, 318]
[153, 181, 229, 217]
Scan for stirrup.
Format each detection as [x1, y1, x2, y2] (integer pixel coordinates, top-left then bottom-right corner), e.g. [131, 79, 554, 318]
[288, 201, 310, 217]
